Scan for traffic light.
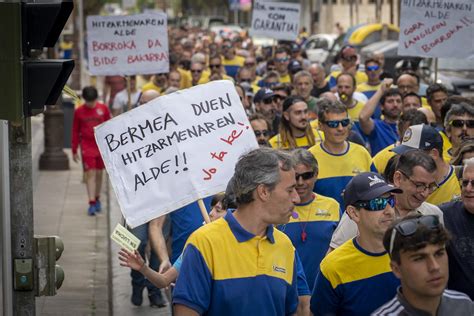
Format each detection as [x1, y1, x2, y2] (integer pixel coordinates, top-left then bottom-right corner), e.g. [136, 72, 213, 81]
[0, 0, 74, 121]
[33, 235, 65, 296]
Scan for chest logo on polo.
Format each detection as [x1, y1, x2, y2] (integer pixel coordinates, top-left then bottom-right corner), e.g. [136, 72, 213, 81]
[315, 209, 331, 217]
[272, 265, 286, 274]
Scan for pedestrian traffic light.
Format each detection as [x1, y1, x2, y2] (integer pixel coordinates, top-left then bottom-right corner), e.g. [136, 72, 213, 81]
[33, 235, 65, 296]
[0, 0, 74, 122]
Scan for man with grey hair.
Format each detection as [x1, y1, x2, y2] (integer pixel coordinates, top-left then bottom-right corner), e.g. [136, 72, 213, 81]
[309, 64, 330, 98]
[293, 70, 318, 114]
[173, 148, 300, 315]
[279, 149, 340, 292]
[440, 157, 474, 299]
[444, 102, 474, 157]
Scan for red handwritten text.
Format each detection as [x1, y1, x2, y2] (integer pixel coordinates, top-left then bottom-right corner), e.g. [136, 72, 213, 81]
[211, 151, 228, 162]
[202, 168, 217, 181]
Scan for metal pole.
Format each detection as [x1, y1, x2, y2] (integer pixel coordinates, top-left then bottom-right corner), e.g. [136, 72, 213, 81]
[1, 120, 13, 316]
[9, 119, 35, 315]
[434, 58, 438, 83]
[78, 0, 86, 88]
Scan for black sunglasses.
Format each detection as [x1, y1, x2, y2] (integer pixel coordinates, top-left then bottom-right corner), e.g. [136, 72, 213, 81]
[342, 55, 357, 62]
[450, 119, 474, 128]
[389, 215, 440, 255]
[461, 179, 474, 187]
[295, 171, 315, 181]
[209, 64, 221, 68]
[323, 119, 351, 128]
[254, 130, 269, 137]
[263, 97, 276, 104]
[191, 69, 202, 73]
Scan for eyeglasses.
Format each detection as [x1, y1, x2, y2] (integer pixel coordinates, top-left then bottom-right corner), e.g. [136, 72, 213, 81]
[209, 64, 221, 68]
[353, 196, 395, 211]
[254, 130, 269, 137]
[244, 62, 256, 67]
[389, 215, 440, 255]
[240, 78, 252, 83]
[342, 55, 357, 62]
[275, 57, 289, 63]
[263, 97, 277, 104]
[295, 171, 315, 181]
[323, 118, 351, 128]
[450, 119, 474, 128]
[461, 179, 474, 187]
[399, 170, 439, 193]
[191, 69, 202, 73]
[366, 65, 380, 71]
[222, 44, 233, 49]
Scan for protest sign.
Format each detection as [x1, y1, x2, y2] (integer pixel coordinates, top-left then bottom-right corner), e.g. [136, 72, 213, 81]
[86, 13, 169, 76]
[111, 223, 140, 252]
[398, 0, 474, 58]
[95, 81, 259, 228]
[249, 0, 301, 41]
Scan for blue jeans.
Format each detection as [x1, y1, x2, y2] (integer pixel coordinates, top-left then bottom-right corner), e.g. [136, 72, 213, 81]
[130, 223, 160, 296]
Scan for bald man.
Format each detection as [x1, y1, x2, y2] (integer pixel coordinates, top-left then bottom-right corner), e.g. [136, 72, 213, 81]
[139, 89, 160, 105]
[309, 64, 330, 97]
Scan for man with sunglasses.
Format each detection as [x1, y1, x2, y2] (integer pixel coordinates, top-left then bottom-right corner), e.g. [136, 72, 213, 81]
[309, 100, 373, 206]
[274, 47, 291, 83]
[329, 150, 444, 250]
[328, 45, 368, 89]
[359, 79, 403, 156]
[279, 149, 340, 291]
[373, 214, 474, 315]
[190, 62, 204, 86]
[249, 114, 271, 147]
[311, 172, 401, 316]
[357, 58, 383, 101]
[254, 88, 281, 136]
[392, 124, 461, 206]
[221, 39, 244, 79]
[439, 157, 474, 299]
[444, 102, 474, 158]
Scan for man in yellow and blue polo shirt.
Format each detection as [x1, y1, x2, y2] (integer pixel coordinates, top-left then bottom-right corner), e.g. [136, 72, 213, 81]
[310, 172, 401, 315]
[173, 148, 300, 315]
[327, 45, 368, 89]
[391, 124, 461, 205]
[309, 100, 373, 206]
[221, 39, 244, 79]
[279, 149, 340, 291]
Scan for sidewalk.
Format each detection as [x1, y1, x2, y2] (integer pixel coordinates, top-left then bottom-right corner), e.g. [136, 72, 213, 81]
[31, 116, 171, 315]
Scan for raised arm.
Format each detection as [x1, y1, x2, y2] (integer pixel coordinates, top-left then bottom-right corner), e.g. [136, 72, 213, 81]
[359, 78, 393, 135]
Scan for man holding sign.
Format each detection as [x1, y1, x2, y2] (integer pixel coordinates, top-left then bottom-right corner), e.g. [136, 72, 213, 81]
[173, 148, 300, 315]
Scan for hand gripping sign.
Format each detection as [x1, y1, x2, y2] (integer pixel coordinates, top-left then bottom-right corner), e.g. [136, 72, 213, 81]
[95, 81, 259, 228]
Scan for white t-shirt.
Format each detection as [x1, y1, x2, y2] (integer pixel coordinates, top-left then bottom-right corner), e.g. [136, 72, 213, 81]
[329, 202, 444, 249]
[112, 89, 141, 112]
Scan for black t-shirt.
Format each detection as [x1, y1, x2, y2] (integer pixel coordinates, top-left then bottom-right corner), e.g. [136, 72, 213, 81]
[439, 200, 474, 299]
[310, 82, 330, 98]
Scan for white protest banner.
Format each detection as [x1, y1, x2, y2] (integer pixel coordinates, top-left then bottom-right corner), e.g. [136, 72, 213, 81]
[398, 0, 474, 58]
[86, 13, 169, 76]
[249, 0, 300, 41]
[95, 81, 259, 228]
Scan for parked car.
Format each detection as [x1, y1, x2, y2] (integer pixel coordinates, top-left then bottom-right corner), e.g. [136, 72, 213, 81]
[420, 58, 474, 97]
[303, 34, 337, 64]
[210, 24, 243, 39]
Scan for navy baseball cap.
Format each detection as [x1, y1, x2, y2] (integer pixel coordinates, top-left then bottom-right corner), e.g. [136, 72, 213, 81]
[343, 172, 402, 208]
[254, 88, 275, 103]
[391, 124, 443, 154]
[288, 59, 303, 74]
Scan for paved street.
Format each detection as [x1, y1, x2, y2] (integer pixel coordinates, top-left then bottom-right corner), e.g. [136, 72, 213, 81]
[31, 116, 171, 315]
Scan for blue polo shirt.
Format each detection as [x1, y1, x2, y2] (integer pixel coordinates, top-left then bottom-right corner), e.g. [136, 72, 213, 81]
[169, 197, 212, 263]
[366, 119, 398, 156]
[173, 211, 299, 315]
[310, 238, 399, 316]
[279, 193, 340, 290]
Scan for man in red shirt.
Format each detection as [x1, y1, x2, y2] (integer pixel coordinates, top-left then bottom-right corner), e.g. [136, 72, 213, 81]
[72, 86, 111, 215]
